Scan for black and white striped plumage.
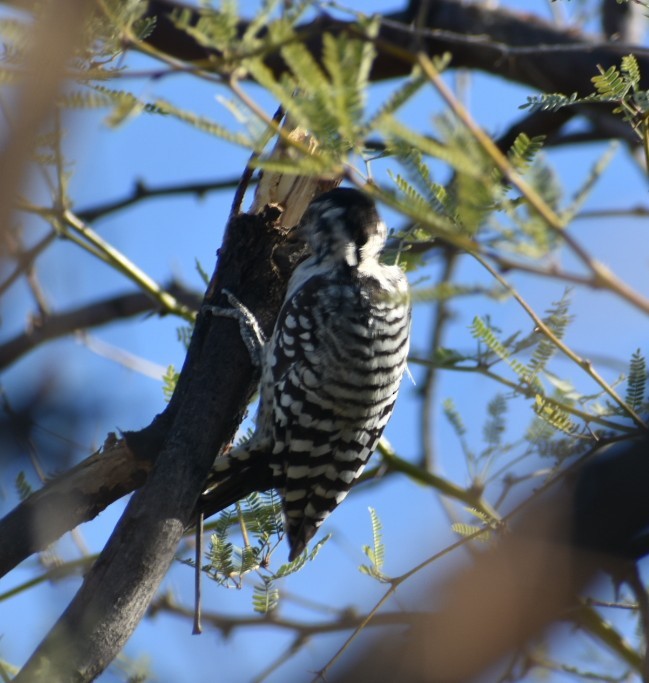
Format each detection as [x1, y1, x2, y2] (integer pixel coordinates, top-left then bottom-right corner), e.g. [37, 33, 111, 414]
[214, 187, 411, 560]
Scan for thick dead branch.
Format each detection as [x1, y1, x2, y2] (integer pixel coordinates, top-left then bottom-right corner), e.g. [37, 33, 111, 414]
[12, 206, 289, 681]
[0, 437, 150, 578]
[10, 163, 336, 680]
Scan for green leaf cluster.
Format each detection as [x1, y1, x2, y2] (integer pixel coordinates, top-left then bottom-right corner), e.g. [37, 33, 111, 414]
[200, 490, 329, 613]
[521, 55, 649, 151]
[451, 507, 498, 543]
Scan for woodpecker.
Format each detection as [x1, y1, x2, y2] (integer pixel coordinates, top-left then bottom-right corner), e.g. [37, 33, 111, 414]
[207, 187, 411, 561]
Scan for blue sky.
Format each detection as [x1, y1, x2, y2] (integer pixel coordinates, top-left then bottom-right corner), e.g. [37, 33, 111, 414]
[1, 1, 649, 681]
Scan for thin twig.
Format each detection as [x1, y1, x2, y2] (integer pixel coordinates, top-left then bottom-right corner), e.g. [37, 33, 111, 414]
[193, 512, 204, 635]
[376, 439, 500, 522]
[229, 104, 285, 217]
[473, 253, 648, 430]
[0, 231, 56, 297]
[0, 284, 199, 371]
[408, 356, 638, 433]
[78, 177, 248, 223]
[60, 209, 195, 321]
[312, 526, 490, 681]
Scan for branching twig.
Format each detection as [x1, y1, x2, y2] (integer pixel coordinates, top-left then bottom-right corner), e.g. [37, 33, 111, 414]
[149, 592, 429, 636]
[408, 356, 638, 433]
[314, 525, 490, 681]
[418, 52, 649, 320]
[0, 282, 201, 371]
[474, 253, 648, 430]
[320, 438, 646, 681]
[78, 176, 248, 223]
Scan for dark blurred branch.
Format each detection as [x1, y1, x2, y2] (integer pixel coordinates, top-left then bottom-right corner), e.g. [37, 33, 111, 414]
[0, 282, 202, 371]
[142, 0, 649, 97]
[332, 439, 649, 681]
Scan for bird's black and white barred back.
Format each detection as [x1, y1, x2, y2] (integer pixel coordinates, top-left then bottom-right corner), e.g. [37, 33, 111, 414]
[208, 187, 411, 561]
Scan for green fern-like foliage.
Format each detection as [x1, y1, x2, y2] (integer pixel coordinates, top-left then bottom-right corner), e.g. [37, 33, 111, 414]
[625, 349, 647, 411]
[162, 365, 179, 403]
[207, 525, 236, 584]
[274, 536, 330, 578]
[451, 522, 492, 542]
[522, 55, 649, 150]
[383, 123, 561, 262]
[253, 577, 280, 614]
[250, 536, 330, 614]
[470, 316, 532, 382]
[533, 394, 578, 436]
[387, 142, 459, 233]
[591, 54, 642, 117]
[243, 490, 284, 539]
[201, 489, 328, 607]
[520, 92, 581, 113]
[442, 397, 467, 437]
[485, 132, 564, 259]
[170, 1, 241, 57]
[521, 52, 643, 121]
[367, 65, 428, 129]
[359, 507, 390, 583]
[507, 133, 546, 173]
[176, 325, 193, 351]
[452, 507, 499, 543]
[483, 394, 507, 450]
[526, 291, 573, 382]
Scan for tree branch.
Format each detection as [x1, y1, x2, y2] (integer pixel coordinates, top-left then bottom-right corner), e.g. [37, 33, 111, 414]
[10, 159, 336, 679]
[12, 205, 290, 681]
[77, 176, 247, 223]
[142, 0, 649, 96]
[148, 593, 430, 637]
[0, 437, 151, 580]
[0, 282, 201, 371]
